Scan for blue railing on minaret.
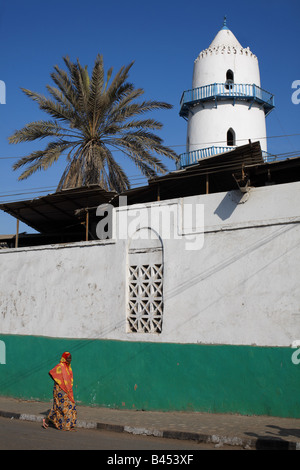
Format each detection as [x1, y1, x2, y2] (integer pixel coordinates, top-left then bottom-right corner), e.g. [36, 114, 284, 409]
[177, 146, 277, 169]
[179, 83, 275, 118]
[177, 146, 235, 169]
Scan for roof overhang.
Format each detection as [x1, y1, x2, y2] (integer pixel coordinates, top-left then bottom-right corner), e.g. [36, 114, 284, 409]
[0, 185, 117, 234]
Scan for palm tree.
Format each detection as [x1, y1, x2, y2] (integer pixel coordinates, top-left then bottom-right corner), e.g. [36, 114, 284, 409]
[9, 55, 177, 192]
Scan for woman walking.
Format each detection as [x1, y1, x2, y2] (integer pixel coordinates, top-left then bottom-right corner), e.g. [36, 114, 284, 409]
[43, 352, 77, 431]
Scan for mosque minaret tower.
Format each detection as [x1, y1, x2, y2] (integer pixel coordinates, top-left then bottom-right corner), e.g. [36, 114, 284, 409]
[179, 18, 274, 167]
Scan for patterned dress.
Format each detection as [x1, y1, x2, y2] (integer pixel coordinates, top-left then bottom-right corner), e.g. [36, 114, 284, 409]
[47, 352, 77, 431]
[48, 383, 77, 431]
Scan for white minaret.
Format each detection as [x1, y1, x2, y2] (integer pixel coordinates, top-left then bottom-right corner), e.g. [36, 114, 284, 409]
[179, 18, 274, 167]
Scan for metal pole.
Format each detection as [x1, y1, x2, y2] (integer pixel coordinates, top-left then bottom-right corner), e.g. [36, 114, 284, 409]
[15, 218, 19, 248]
[85, 210, 89, 241]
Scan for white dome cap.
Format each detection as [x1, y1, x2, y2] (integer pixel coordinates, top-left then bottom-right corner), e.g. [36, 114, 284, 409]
[209, 27, 243, 49]
[195, 17, 257, 64]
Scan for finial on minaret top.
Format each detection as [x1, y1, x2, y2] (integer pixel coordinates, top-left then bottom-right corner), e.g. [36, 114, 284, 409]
[222, 15, 228, 30]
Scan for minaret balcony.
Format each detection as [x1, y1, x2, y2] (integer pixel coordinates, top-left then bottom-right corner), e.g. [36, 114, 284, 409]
[179, 83, 275, 118]
[177, 146, 235, 169]
[177, 145, 274, 169]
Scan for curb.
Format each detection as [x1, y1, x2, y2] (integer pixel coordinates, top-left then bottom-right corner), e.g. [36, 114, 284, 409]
[1, 409, 299, 450]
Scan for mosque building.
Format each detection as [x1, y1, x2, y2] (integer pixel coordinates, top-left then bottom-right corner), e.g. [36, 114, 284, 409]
[179, 17, 274, 168]
[0, 20, 299, 420]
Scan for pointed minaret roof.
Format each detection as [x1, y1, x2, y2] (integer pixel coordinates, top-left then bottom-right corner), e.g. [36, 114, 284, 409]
[209, 17, 242, 49]
[195, 17, 257, 64]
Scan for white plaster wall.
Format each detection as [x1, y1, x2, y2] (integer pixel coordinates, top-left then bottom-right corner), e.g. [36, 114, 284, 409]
[0, 182, 299, 347]
[193, 52, 261, 88]
[163, 222, 300, 347]
[187, 101, 267, 152]
[0, 240, 126, 340]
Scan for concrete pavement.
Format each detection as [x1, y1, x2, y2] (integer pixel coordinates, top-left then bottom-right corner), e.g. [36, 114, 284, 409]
[0, 395, 300, 449]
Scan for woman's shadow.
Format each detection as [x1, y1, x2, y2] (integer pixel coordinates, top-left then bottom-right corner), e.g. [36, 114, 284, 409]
[245, 425, 300, 449]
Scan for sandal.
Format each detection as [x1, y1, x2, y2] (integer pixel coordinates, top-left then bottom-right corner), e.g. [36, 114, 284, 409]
[42, 418, 49, 429]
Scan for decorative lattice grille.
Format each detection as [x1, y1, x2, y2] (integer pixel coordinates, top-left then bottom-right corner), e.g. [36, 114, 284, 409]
[127, 264, 163, 333]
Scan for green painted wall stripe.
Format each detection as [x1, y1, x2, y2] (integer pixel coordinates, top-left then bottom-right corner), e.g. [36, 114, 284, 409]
[0, 334, 299, 418]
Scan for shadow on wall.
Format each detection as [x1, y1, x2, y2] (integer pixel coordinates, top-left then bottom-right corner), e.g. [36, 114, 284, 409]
[214, 190, 248, 221]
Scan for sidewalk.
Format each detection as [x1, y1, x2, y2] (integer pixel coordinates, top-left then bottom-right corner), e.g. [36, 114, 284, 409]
[0, 395, 300, 450]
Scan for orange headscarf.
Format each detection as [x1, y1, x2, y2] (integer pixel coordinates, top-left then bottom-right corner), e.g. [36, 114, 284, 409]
[49, 352, 75, 403]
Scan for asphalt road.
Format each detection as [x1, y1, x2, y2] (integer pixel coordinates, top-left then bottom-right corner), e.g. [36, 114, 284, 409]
[0, 416, 245, 451]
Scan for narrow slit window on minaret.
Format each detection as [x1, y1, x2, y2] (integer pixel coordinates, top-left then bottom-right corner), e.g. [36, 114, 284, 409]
[227, 128, 235, 146]
[225, 69, 234, 89]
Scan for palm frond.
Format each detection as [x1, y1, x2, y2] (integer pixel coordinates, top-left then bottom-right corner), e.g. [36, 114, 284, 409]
[10, 54, 177, 191]
[100, 146, 130, 193]
[9, 120, 67, 144]
[15, 140, 74, 180]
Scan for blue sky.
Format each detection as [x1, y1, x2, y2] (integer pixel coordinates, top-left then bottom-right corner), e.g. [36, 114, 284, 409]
[0, 0, 299, 234]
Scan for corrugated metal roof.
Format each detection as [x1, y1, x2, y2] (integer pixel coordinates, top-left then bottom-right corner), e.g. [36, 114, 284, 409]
[0, 185, 117, 234]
